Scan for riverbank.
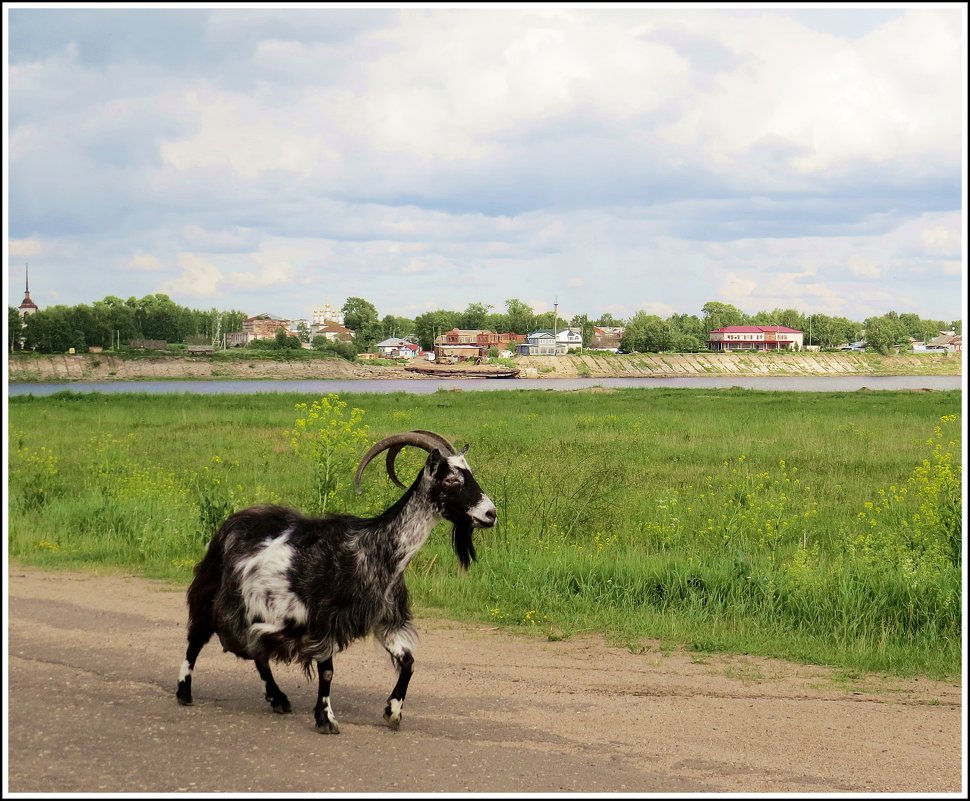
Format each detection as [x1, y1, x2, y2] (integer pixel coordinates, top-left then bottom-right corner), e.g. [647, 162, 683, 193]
[6, 350, 962, 383]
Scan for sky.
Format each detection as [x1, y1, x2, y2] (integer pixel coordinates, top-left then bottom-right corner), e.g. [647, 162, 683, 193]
[4, 3, 967, 326]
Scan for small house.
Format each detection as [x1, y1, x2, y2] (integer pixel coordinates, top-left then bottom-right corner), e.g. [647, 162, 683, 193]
[516, 328, 582, 355]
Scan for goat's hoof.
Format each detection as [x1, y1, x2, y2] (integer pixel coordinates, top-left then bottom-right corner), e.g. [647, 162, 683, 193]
[176, 682, 193, 706]
[383, 699, 403, 730]
[315, 719, 340, 735]
[315, 702, 340, 733]
[269, 697, 292, 714]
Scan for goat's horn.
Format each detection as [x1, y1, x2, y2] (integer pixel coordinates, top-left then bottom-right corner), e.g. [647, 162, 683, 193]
[410, 430, 459, 454]
[355, 431, 457, 494]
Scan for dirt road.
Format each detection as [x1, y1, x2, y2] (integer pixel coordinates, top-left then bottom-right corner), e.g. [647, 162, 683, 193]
[6, 568, 964, 794]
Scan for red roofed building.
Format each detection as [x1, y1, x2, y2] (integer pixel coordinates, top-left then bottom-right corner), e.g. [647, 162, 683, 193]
[708, 326, 804, 352]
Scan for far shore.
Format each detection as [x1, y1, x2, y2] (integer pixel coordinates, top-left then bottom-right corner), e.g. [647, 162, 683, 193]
[6, 349, 962, 383]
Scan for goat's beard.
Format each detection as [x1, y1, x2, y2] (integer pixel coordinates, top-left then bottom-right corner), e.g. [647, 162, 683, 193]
[451, 517, 477, 571]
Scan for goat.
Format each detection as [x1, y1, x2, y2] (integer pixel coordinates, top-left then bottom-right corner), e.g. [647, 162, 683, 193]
[175, 430, 496, 733]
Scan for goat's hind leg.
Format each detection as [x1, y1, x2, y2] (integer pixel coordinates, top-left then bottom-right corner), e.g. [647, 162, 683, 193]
[254, 659, 292, 714]
[176, 621, 212, 706]
[313, 655, 340, 734]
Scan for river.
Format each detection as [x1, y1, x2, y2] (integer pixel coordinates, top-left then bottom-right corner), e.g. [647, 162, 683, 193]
[5, 375, 963, 396]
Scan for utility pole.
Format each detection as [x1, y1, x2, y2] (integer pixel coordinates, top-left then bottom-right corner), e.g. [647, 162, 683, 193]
[552, 298, 560, 355]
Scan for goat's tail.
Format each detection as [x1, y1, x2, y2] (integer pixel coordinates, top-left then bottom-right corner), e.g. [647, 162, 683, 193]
[185, 522, 229, 627]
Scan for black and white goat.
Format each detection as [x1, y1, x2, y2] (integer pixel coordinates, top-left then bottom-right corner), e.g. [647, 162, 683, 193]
[175, 430, 496, 733]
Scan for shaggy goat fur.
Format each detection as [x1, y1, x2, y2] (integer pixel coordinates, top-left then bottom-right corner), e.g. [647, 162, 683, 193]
[176, 437, 495, 733]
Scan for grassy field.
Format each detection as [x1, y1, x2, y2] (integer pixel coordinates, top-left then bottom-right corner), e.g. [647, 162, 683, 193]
[7, 387, 963, 679]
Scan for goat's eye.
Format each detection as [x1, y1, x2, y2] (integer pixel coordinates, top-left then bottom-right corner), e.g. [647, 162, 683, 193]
[443, 472, 464, 489]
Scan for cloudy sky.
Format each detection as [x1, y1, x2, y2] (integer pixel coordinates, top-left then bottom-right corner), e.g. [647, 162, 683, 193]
[4, 4, 966, 325]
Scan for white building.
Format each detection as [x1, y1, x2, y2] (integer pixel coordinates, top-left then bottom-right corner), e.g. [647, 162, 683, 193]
[515, 328, 583, 355]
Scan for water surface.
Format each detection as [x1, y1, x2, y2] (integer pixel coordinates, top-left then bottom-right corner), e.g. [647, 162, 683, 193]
[6, 375, 963, 396]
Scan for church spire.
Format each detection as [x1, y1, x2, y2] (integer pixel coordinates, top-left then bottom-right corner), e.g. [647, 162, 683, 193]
[19, 263, 38, 317]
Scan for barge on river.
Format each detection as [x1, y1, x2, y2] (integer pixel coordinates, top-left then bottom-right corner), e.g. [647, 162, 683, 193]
[404, 362, 520, 379]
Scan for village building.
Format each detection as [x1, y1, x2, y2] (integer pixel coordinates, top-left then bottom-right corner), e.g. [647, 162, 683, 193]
[707, 325, 804, 352]
[590, 326, 624, 350]
[375, 337, 420, 359]
[312, 321, 356, 343]
[226, 313, 294, 347]
[312, 301, 345, 327]
[919, 331, 963, 353]
[309, 301, 354, 338]
[515, 328, 583, 356]
[434, 328, 525, 360]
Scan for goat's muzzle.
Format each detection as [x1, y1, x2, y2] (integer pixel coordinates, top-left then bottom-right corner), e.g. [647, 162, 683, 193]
[467, 497, 497, 528]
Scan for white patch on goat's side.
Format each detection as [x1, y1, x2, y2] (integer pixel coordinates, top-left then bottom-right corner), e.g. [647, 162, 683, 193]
[178, 659, 192, 682]
[234, 529, 309, 641]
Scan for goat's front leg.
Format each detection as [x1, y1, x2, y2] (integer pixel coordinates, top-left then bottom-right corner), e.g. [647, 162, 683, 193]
[313, 655, 340, 734]
[254, 658, 291, 714]
[378, 628, 415, 730]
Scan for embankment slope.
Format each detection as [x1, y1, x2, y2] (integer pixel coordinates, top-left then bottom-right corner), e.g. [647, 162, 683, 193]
[7, 350, 962, 382]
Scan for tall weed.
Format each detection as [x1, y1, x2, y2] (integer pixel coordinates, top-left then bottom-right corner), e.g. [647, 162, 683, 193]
[9, 431, 61, 511]
[289, 394, 372, 515]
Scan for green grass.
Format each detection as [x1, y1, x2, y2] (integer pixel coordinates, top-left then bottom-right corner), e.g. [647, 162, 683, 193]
[7, 387, 962, 679]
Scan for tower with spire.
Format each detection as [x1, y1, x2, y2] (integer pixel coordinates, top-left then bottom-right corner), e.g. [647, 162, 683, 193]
[18, 263, 38, 319]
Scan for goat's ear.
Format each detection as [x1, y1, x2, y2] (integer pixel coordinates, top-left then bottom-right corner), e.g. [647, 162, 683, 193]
[426, 448, 447, 469]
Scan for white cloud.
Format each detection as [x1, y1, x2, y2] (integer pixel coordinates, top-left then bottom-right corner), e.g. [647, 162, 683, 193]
[181, 224, 254, 251]
[161, 254, 223, 297]
[633, 300, 679, 317]
[228, 262, 295, 289]
[128, 253, 163, 272]
[847, 257, 882, 280]
[719, 271, 760, 308]
[9, 238, 42, 258]
[401, 259, 434, 275]
[160, 86, 343, 180]
[921, 225, 961, 257]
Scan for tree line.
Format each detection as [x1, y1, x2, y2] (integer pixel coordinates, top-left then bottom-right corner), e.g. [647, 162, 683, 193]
[340, 297, 961, 355]
[9, 294, 962, 355]
[8, 294, 247, 354]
